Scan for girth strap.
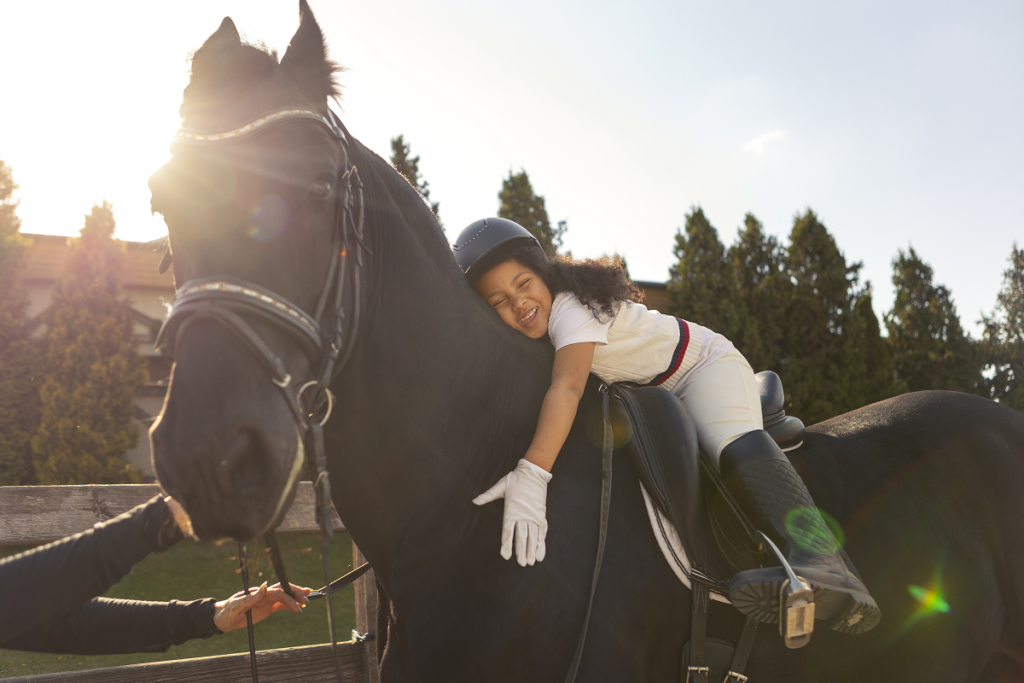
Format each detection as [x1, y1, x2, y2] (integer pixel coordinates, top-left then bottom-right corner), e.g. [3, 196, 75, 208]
[686, 584, 759, 683]
[563, 383, 614, 683]
[687, 582, 710, 683]
[724, 618, 759, 683]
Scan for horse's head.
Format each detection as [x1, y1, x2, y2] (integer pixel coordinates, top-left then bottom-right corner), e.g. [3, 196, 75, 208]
[148, 2, 351, 540]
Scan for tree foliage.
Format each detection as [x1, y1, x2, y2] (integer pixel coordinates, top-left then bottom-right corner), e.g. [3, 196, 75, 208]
[980, 244, 1024, 410]
[884, 247, 980, 394]
[0, 157, 39, 485]
[390, 135, 441, 228]
[498, 169, 565, 257]
[668, 207, 741, 338]
[781, 210, 865, 420]
[669, 208, 897, 424]
[725, 213, 787, 373]
[31, 202, 147, 484]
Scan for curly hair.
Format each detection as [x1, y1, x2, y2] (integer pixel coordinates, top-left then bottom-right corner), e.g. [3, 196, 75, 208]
[506, 245, 644, 320]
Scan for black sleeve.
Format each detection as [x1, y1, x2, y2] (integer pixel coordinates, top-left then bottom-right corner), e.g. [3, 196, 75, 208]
[0, 495, 184, 644]
[1, 597, 221, 654]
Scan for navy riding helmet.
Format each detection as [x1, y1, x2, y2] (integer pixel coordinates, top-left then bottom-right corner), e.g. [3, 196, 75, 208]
[452, 217, 542, 285]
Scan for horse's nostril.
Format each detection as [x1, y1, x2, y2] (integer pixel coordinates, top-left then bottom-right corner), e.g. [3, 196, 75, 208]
[217, 429, 274, 498]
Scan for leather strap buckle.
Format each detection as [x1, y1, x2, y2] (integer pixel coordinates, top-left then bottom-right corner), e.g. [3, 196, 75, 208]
[686, 666, 709, 683]
[723, 672, 749, 683]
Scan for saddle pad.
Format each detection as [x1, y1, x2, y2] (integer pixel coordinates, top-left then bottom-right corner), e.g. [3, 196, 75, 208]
[641, 482, 731, 605]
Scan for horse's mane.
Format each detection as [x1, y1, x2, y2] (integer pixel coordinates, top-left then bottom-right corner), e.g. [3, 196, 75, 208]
[180, 15, 343, 125]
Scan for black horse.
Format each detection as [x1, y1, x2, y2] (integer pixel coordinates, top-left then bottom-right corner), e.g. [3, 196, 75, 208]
[148, 5, 1024, 681]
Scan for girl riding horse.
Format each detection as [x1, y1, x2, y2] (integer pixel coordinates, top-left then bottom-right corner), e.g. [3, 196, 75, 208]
[454, 217, 880, 637]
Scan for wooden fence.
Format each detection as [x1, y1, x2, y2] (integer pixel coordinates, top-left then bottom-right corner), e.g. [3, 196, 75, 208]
[0, 484, 378, 683]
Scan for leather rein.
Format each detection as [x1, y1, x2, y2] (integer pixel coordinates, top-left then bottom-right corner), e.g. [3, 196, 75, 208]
[155, 107, 371, 683]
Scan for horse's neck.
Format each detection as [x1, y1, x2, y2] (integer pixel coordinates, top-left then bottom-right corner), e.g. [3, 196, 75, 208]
[326, 150, 553, 573]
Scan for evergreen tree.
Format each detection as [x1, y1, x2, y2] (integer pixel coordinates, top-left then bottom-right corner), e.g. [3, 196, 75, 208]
[668, 207, 741, 338]
[726, 213, 787, 373]
[390, 135, 441, 228]
[781, 210, 863, 423]
[498, 169, 564, 256]
[31, 202, 147, 484]
[840, 285, 901, 408]
[980, 244, 1024, 411]
[0, 157, 39, 485]
[884, 247, 981, 394]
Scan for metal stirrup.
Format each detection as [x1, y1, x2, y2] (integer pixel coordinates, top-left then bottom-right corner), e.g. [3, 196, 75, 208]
[756, 532, 815, 649]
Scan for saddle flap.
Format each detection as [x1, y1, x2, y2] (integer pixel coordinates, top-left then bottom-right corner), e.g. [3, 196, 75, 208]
[611, 383, 766, 586]
[610, 383, 706, 568]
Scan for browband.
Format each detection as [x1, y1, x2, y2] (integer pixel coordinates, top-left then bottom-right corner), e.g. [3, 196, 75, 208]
[172, 108, 346, 146]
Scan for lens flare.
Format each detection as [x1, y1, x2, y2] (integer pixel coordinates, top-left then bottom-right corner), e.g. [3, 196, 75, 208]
[784, 507, 844, 554]
[584, 404, 633, 450]
[247, 194, 290, 242]
[901, 564, 951, 634]
[908, 585, 950, 614]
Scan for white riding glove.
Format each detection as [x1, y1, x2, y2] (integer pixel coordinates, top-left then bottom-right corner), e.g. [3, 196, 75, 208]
[472, 459, 553, 567]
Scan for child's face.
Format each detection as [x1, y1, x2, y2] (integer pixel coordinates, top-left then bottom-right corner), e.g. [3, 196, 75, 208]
[473, 260, 553, 340]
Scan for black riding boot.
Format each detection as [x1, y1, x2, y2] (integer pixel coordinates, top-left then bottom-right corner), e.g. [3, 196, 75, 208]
[720, 430, 881, 636]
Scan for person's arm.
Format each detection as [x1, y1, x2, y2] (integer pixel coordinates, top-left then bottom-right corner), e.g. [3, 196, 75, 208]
[524, 342, 596, 472]
[0, 496, 182, 644]
[3, 583, 310, 654]
[473, 343, 596, 567]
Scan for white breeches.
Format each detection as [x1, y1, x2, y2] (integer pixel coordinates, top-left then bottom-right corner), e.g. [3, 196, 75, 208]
[669, 348, 763, 463]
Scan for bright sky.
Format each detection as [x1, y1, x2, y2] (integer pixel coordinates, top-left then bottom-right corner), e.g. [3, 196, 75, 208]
[1, 1, 1020, 335]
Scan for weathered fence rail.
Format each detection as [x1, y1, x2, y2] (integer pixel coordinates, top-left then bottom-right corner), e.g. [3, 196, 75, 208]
[0, 484, 378, 683]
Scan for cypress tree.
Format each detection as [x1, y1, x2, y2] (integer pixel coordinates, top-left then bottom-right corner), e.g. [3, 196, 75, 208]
[390, 135, 441, 228]
[980, 244, 1024, 411]
[668, 207, 741, 338]
[884, 247, 981, 394]
[498, 169, 564, 256]
[781, 210, 862, 423]
[31, 202, 147, 484]
[0, 157, 38, 485]
[840, 286, 901, 409]
[726, 213, 787, 373]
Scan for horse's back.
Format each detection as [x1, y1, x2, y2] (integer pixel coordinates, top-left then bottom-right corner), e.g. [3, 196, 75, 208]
[783, 391, 1024, 682]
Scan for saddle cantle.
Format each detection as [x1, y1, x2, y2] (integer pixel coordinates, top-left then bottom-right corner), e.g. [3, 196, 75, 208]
[756, 371, 806, 452]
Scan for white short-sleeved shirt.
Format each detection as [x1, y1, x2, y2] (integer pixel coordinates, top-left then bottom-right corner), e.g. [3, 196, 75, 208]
[547, 293, 730, 388]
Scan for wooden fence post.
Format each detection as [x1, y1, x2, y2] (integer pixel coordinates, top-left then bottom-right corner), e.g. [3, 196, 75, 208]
[352, 541, 379, 683]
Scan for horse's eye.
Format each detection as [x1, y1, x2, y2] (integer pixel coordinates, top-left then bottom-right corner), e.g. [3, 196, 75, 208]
[310, 179, 333, 199]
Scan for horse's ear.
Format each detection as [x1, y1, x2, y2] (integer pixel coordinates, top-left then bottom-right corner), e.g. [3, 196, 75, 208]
[196, 17, 242, 57]
[281, 0, 341, 101]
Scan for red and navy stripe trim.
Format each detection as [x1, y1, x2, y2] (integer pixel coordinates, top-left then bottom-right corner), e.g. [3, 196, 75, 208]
[646, 319, 690, 387]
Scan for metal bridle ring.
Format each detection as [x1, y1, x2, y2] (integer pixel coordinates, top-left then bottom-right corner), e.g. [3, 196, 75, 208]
[296, 381, 335, 426]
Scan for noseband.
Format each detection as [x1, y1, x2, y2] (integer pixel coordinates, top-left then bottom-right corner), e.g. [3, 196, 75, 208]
[156, 107, 370, 683]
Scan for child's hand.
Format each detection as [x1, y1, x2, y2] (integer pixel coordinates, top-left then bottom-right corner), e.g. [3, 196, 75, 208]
[473, 459, 553, 566]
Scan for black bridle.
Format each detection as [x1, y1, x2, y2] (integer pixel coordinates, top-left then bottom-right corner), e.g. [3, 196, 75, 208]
[155, 107, 371, 683]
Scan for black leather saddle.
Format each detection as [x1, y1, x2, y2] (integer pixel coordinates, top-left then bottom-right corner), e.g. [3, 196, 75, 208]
[609, 371, 806, 591]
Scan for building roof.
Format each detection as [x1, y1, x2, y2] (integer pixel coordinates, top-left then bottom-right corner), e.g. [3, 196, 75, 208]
[634, 280, 672, 315]
[21, 233, 174, 290]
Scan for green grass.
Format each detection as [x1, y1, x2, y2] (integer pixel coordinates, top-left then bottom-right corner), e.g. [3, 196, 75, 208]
[0, 532, 358, 678]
